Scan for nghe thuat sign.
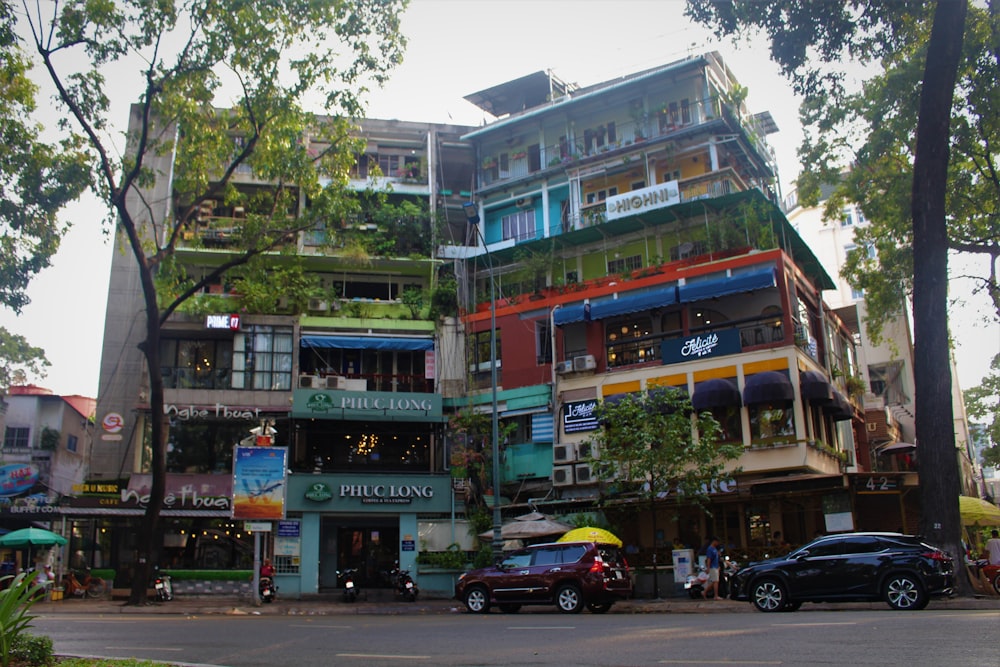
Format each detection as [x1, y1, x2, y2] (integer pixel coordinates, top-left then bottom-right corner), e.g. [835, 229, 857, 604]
[340, 484, 434, 505]
[661, 328, 742, 365]
[205, 313, 241, 330]
[605, 180, 680, 221]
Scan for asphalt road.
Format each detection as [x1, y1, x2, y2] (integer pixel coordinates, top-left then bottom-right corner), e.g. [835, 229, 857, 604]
[31, 607, 1000, 667]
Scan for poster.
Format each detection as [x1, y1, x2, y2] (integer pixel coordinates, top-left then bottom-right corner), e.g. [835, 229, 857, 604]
[232, 446, 288, 520]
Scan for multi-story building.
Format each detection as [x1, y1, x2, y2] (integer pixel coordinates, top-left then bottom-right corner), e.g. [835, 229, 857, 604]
[71, 51, 941, 597]
[787, 185, 980, 518]
[0, 386, 95, 543]
[452, 53, 878, 564]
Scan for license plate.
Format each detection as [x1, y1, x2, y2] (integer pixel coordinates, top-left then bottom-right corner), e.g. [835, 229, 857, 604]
[405, 581, 413, 589]
[345, 581, 354, 589]
[155, 582, 163, 589]
[614, 571, 623, 579]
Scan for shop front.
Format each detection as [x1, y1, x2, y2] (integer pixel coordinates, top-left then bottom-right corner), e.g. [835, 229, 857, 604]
[283, 473, 454, 597]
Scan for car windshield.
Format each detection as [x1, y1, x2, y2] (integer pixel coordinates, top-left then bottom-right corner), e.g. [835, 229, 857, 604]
[501, 552, 532, 568]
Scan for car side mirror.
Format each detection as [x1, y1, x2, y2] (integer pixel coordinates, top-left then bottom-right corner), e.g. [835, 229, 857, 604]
[793, 550, 810, 560]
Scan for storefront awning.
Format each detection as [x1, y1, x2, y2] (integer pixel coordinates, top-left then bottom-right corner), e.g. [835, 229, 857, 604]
[589, 286, 678, 321]
[800, 370, 834, 403]
[823, 391, 854, 421]
[692, 378, 742, 411]
[877, 441, 916, 454]
[300, 335, 433, 351]
[678, 266, 776, 303]
[553, 303, 588, 326]
[742, 370, 794, 406]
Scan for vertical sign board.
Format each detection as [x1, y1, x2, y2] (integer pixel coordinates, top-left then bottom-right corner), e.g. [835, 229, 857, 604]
[232, 445, 288, 520]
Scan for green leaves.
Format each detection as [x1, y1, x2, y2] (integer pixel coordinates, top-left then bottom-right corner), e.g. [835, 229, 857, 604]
[0, 572, 45, 667]
[585, 388, 742, 506]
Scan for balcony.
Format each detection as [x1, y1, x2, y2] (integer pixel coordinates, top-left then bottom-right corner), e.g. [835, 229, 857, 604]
[737, 440, 846, 475]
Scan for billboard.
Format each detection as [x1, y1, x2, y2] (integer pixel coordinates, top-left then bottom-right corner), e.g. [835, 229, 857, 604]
[232, 446, 288, 520]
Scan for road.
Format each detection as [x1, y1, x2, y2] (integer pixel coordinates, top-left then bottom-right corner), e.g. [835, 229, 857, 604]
[31, 608, 999, 666]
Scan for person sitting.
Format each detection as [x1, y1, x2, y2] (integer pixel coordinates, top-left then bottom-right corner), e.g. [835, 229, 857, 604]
[260, 558, 275, 579]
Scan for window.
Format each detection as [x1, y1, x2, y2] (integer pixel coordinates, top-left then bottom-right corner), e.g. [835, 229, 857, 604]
[749, 405, 795, 440]
[501, 210, 536, 242]
[536, 320, 552, 365]
[66, 434, 78, 453]
[841, 208, 855, 227]
[585, 187, 618, 206]
[471, 329, 502, 374]
[3, 427, 29, 449]
[681, 98, 691, 125]
[631, 180, 645, 191]
[161, 338, 234, 390]
[607, 254, 642, 275]
[702, 406, 742, 443]
[231, 325, 293, 390]
[606, 316, 656, 367]
[869, 361, 907, 405]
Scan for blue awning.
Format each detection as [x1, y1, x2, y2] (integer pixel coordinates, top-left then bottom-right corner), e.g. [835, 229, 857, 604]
[678, 267, 776, 303]
[590, 286, 678, 321]
[553, 285, 678, 326]
[553, 304, 589, 326]
[300, 335, 433, 351]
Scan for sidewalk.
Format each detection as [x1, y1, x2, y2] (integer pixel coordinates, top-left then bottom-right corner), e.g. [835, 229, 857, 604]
[33, 592, 1000, 616]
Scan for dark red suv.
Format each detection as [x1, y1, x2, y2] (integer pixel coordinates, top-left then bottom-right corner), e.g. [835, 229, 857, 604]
[455, 541, 632, 614]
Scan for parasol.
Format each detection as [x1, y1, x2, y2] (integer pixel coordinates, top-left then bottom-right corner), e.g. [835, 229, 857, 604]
[958, 496, 1000, 526]
[557, 526, 623, 547]
[479, 513, 573, 541]
[0, 527, 67, 568]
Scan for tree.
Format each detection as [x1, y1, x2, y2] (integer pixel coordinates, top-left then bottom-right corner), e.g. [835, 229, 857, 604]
[686, 0, 969, 592]
[964, 353, 1000, 469]
[585, 388, 742, 598]
[0, 2, 90, 388]
[19, 0, 406, 604]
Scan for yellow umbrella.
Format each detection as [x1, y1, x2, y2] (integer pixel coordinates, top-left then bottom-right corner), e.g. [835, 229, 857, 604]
[959, 496, 1000, 526]
[557, 526, 623, 547]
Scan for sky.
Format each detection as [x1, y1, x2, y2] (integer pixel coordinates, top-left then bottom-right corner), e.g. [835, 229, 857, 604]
[3, 0, 998, 400]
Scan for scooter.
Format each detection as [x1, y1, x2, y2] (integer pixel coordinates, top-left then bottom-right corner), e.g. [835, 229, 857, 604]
[152, 569, 173, 601]
[684, 557, 738, 599]
[259, 576, 276, 603]
[338, 568, 360, 602]
[390, 562, 418, 601]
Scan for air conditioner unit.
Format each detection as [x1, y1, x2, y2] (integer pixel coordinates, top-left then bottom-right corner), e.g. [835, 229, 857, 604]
[552, 465, 574, 487]
[574, 462, 597, 485]
[553, 443, 577, 464]
[555, 360, 574, 374]
[573, 354, 596, 372]
[515, 196, 534, 209]
[324, 376, 347, 389]
[298, 374, 320, 389]
[308, 298, 329, 312]
[576, 442, 594, 460]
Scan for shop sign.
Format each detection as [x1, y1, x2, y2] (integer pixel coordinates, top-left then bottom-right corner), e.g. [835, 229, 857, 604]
[244, 521, 272, 532]
[205, 313, 241, 330]
[661, 328, 742, 365]
[164, 403, 268, 421]
[292, 389, 443, 421]
[304, 482, 333, 502]
[232, 446, 288, 520]
[339, 484, 434, 505]
[277, 520, 300, 537]
[0, 464, 39, 497]
[854, 475, 900, 493]
[563, 399, 599, 434]
[102, 412, 124, 434]
[119, 473, 233, 512]
[605, 180, 680, 220]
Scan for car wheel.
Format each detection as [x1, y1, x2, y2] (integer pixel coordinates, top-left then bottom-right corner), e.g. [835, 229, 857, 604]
[555, 583, 584, 613]
[993, 574, 1000, 597]
[464, 585, 491, 614]
[498, 604, 521, 613]
[586, 602, 613, 614]
[750, 579, 787, 612]
[884, 573, 926, 610]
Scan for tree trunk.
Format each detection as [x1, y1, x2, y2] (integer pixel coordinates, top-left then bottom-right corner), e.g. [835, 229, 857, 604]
[912, 0, 968, 593]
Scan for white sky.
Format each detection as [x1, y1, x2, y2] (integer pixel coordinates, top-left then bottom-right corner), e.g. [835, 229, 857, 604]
[3, 0, 997, 399]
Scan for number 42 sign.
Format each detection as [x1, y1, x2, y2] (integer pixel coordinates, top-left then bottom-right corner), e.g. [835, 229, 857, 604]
[855, 475, 900, 493]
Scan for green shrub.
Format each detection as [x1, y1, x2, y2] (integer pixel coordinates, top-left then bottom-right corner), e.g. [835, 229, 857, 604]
[0, 573, 45, 667]
[10, 633, 53, 667]
[161, 570, 252, 582]
[416, 544, 468, 570]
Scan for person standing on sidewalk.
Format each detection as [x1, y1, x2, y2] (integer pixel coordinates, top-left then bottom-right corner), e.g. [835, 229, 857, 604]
[703, 536, 722, 601]
[987, 530, 1000, 566]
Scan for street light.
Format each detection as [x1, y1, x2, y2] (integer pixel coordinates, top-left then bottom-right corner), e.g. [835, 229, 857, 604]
[464, 201, 503, 560]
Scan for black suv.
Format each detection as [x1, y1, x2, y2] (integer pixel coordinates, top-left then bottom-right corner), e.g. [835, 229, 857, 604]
[730, 532, 954, 612]
[455, 541, 632, 614]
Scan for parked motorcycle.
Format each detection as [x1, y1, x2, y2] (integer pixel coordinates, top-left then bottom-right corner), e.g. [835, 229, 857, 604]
[259, 576, 276, 603]
[684, 556, 739, 599]
[389, 562, 418, 601]
[338, 568, 360, 602]
[152, 569, 173, 602]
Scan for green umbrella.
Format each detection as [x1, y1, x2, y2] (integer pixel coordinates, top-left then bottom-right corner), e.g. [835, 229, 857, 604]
[0, 527, 67, 569]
